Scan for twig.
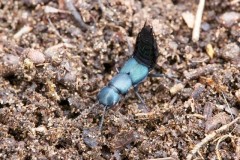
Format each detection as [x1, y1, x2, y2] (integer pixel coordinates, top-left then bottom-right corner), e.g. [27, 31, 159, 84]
[192, 0, 205, 42]
[44, 6, 70, 14]
[13, 25, 33, 39]
[215, 134, 237, 160]
[186, 116, 240, 160]
[185, 134, 205, 159]
[64, 0, 93, 31]
[187, 114, 205, 119]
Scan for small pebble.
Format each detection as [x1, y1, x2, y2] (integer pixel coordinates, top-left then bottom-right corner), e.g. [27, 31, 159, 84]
[2, 54, 20, 66]
[201, 22, 210, 31]
[64, 71, 77, 83]
[221, 43, 240, 63]
[25, 48, 45, 64]
[219, 12, 240, 27]
[34, 126, 47, 133]
[231, 24, 240, 38]
[168, 41, 178, 51]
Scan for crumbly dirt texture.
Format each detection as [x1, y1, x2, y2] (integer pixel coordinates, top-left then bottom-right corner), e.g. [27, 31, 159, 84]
[0, 0, 240, 159]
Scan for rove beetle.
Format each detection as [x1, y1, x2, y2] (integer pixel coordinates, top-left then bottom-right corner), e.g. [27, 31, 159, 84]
[97, 21, 160, 129]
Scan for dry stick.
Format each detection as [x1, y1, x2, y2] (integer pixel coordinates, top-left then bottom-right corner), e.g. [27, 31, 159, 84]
[64, 0, 92, 31]
[185, 134, 205, 159]
[44, 6, 70, 14]
[186, 116, 240, 160]
[215, 134, 237, 160]
[13, 25, 33, 39]
[192, 0, 205, 42]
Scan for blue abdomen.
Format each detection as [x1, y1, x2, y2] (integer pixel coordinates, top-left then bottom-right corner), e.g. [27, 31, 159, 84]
[120, 58, 149, 85]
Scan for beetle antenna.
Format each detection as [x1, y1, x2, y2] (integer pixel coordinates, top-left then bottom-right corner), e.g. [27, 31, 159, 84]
[99, 105, 107, 131]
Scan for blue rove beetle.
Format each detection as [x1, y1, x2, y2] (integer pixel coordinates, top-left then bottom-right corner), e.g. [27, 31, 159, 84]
[97, 22, 159, 129]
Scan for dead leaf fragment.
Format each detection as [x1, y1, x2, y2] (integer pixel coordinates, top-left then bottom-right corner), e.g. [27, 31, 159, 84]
[206, 43, 214, 59]
[200, 77, 228, 93]
[182, 11, 195, 28]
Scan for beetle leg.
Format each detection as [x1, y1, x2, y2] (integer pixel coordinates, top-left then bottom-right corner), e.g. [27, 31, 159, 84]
[149, 73, 165, 78]
[134, 86, 149, 112]
[99, 105, 107, 132]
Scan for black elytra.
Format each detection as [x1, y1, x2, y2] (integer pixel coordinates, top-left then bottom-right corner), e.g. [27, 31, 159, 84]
[133, 22, 159, 69]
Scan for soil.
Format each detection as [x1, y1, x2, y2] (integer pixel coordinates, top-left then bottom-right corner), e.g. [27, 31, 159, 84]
[0, 0, 240, 159]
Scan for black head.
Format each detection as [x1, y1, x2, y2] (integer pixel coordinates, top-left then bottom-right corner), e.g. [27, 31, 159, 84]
[133, 22, 159, 69]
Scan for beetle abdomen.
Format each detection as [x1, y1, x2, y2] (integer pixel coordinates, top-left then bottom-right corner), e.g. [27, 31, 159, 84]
[119, 58, 138, 73]
[120, 58, 149, 85]
[129, 63, 148, 85]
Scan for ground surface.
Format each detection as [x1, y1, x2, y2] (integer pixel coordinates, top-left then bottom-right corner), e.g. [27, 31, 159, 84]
[0, 0, 240, 159]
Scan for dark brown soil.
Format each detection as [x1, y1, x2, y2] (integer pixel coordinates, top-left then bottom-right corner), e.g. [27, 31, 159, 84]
[0, 0, 239, 159]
